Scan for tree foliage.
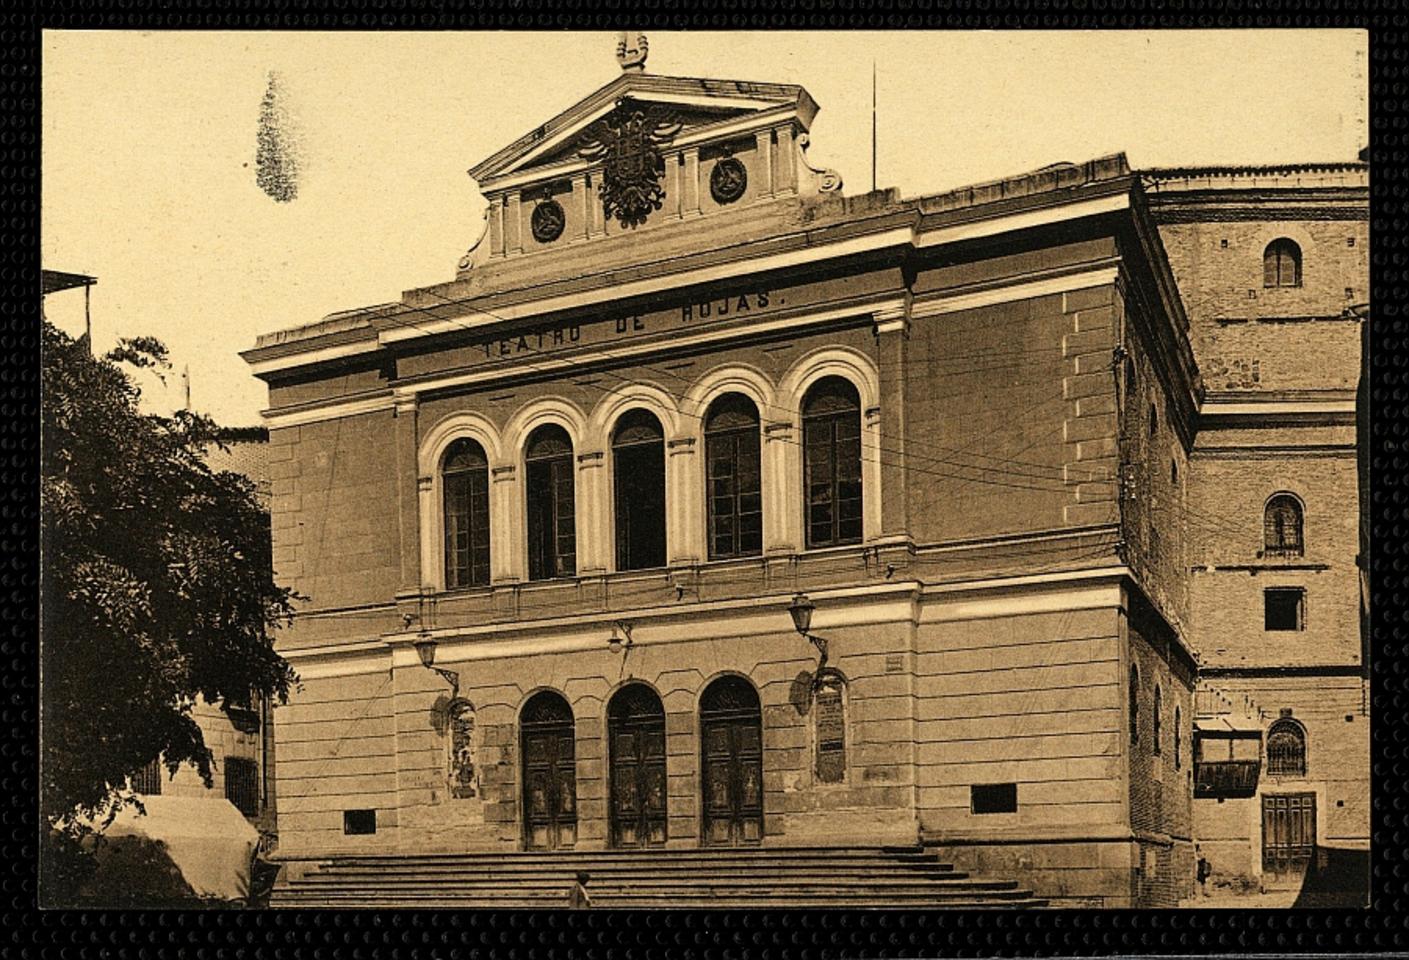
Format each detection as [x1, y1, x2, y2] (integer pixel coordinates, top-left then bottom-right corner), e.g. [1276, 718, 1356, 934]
[40, 320, 297, 828]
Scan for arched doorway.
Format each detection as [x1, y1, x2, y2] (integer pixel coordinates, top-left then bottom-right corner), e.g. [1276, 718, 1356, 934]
[608, 684, 668, 847]
[520, 690, 577, 850]
[700, 675, 763, 845]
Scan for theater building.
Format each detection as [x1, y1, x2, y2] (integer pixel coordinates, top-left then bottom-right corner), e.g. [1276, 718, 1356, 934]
[246, 48, 1227, 907]
[1144, 165, 1370, 898]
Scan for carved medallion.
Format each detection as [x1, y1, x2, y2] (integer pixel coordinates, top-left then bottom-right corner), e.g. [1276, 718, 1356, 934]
[579, 102, 682, 229]
[531, 199, 565, 243]
[710, 157, 748, 205]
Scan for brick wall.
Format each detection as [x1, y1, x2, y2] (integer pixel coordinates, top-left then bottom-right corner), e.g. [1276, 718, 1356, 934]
[1155, 218, 1367, 393]
[268, 414, 402, 615]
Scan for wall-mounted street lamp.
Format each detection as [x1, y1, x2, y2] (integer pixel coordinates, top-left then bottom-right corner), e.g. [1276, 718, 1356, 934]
[608, 620, 635, 655]
[787, 593, 828, 673]
[414, 636, 460, 697]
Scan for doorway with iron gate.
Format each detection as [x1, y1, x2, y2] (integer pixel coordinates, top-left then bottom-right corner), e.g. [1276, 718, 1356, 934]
[608, 683, 668, 848]
[1262, 792, 1316, 887]
[700, 675, 764, 846]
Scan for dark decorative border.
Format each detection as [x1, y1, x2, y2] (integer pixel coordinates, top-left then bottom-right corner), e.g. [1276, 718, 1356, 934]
[14, 4, 1406, 958]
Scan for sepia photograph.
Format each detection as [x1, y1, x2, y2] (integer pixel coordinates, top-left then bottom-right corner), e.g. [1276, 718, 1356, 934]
[39, 28, 1370, 910]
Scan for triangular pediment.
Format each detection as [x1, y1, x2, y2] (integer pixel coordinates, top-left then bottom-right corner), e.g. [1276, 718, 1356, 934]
[469, 73, 818, 191]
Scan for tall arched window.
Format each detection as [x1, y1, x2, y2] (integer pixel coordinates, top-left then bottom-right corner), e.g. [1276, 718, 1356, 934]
[705, 393, 762, 560]
[1153, 685, 1163, 755]
[1266, 717, 1307, 778]
[1129, 665, 1140, 747]
[802, 377, 863, 549]
[525, 425, 576, 581]
[1264, 238, 1302, 288]
[443, 438, 491, 588]
[612, 410, 666, 571]
[1264, 493, 1304, 557]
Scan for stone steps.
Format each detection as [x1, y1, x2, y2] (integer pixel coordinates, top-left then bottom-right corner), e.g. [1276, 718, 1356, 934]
[271, 845, 1046, 909]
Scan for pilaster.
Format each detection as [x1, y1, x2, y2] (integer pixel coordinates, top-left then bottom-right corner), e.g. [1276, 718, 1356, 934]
[394, 395, 423, 596]
[874, 302, 911, 542]
[667, 436, 702, 565]
[683, 148, 702, 216]
[774, 125, 797, 195]
[754, 131, 774, 198]
[505, 190, 523, 255]
[490, 464, 521, 585]
[576, 450, 609, 575]
[763, 420, 800, 554]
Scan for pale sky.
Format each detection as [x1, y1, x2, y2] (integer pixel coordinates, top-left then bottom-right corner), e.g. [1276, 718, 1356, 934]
[42, 30, 1367, 425]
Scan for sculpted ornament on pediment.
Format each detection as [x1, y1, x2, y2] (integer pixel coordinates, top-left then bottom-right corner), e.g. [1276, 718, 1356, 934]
[578, 101, 682, 229]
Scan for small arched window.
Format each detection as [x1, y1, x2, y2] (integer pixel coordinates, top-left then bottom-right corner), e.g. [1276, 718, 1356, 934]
[1149, 401, 1158, 437]
[612, 410, 666, 571]
[1266, 717, 1307, 778]
[1264, 238, 1302, 288]
[705, 393, 763, 560]
[802, 377, 863, 548]
[443, 438, 491, 589]
[525, 424, 576, 581]
[1264, 493, 1304, 558]
[1129, 665, 1140, 747]
[1153, 685, 1163, 755]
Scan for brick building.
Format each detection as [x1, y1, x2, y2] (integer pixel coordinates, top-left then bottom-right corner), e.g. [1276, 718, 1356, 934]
[130, 426, 279, 835]
[1144, 165, 1370, 899]
[242, 53, 1362, 908]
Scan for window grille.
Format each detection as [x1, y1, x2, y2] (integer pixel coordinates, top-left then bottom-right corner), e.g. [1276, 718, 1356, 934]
[131, 757, 162, 795]
[1264, 494, 1304, 558]
[1266, 719, 1307, 778]
[224, 756, 260, 817]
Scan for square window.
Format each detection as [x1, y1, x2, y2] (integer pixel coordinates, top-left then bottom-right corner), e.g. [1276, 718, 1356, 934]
[343, 809, 377, 835]
[971, 782, 1018, 814]
[1265, 588, 1305, 631]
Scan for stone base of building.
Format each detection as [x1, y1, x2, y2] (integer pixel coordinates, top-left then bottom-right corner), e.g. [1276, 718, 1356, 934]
[931, 831, 1195, 908]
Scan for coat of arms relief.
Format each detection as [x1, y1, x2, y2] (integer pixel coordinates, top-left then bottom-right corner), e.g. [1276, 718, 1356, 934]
[578, 101, 682, 229]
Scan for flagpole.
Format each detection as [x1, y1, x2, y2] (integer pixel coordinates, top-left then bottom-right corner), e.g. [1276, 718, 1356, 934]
[871, 60, 877, 194]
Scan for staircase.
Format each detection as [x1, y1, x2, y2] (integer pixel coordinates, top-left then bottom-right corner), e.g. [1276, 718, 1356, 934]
[270, 845, 1046, 908]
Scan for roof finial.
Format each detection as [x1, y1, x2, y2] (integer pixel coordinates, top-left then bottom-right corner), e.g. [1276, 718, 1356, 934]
[616, 31, 647, 73]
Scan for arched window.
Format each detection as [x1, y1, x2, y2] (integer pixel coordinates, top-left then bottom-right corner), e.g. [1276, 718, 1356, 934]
[447, 699, 477, 799]
[1266, 717, 1307, 778]
[705, 393, 762, 560]
[814, 670, 847, 784]
[1129, 665, 1140, 747]
[700, 675, 764, 845]
[1174, 706, 1183, 770]
[802, 377, 863, 549]
[1153, 685, 1163, 755]
[1264, 238, 1302, 288]
[612, 410, 666, 571]
[525, 425, 576, 581]
[1264, 493, 1304, 558]
[443, 438, 490, 588]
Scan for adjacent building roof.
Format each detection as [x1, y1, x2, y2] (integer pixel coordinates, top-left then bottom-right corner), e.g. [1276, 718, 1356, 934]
[41, 269, 97, 295]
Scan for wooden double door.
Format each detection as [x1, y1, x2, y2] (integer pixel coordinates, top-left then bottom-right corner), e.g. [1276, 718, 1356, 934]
[1262, 792, 1316, 885]
[700, 676, 764, 846]
[609, 685, 668, 848]
[521, 691, 577, 850]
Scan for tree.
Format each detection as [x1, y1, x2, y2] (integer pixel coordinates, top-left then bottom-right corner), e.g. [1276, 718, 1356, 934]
[40, 320, 297, 831]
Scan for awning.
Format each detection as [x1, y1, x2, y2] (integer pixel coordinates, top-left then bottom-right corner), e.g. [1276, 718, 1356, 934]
[41, 269, 97, 295]
[1194, 715, 1263, 737]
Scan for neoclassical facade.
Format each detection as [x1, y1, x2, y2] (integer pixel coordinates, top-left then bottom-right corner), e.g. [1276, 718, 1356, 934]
[245, 61, 1230, 907]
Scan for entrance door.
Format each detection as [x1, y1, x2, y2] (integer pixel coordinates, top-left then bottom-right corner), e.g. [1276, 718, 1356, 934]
[700, 675, 764, 846]
[1262, 792, 1316, 885]
[608, 684, 668, 847]
[520, 691, 577, 850]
